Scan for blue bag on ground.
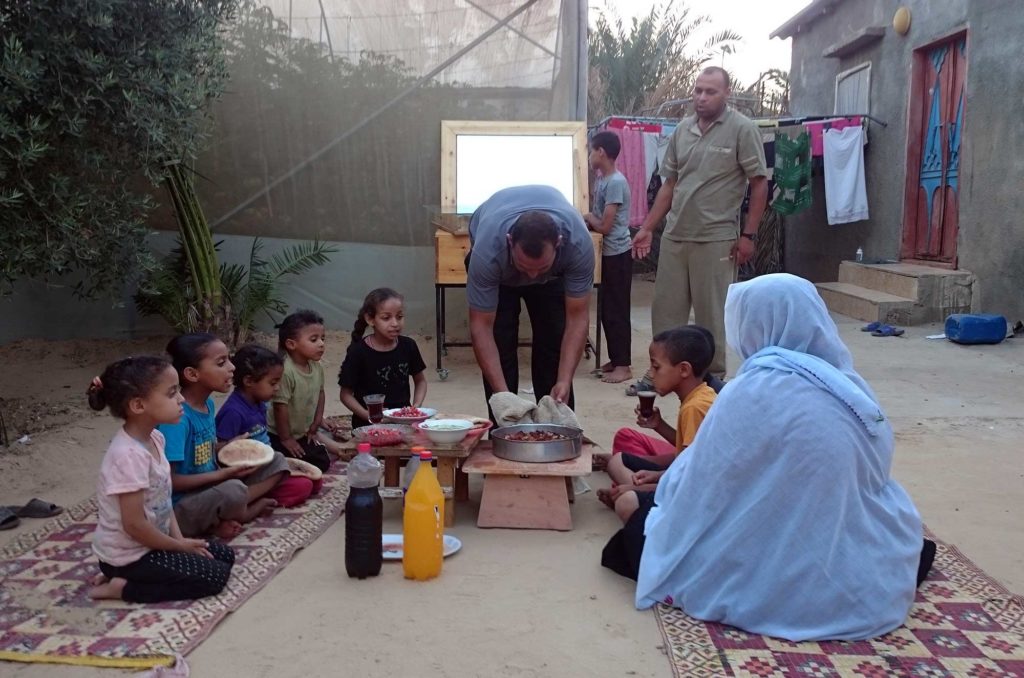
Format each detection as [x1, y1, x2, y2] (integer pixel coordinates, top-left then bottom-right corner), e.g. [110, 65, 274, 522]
[945, 314, 1007, 345]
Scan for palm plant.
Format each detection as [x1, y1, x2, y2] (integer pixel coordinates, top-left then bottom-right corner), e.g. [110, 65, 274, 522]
[588, 1, 742, 122]
[219, 238, 337, 345]
[136, 236, 337, 346]
[136, 163, 337, 345]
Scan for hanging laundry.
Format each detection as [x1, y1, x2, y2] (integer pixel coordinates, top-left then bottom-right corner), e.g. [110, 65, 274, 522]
[642, 132, 659, 186]
[772, 131, 812, 216]
[603, 120, 651, 227]
[804, 116, 863, 156]
[823, 126, 869, 225]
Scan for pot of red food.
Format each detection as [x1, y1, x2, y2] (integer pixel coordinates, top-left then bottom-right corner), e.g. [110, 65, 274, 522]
[490, 424, 583, 463]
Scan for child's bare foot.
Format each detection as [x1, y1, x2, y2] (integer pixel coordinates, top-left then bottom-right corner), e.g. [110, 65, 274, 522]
[214, 519, 244, 539]
[242, 497, 277, 523]
[601, 366, 633, 384]
[89, 572, 110, 586]
[596, 488, 616, 509]
[88, 577, 127, 600]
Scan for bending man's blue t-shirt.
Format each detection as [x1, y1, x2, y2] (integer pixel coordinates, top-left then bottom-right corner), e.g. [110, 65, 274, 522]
[467, 185, 594, 312]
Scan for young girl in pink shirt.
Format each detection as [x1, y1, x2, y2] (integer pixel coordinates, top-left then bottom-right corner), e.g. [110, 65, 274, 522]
[86, 356, 234, 603]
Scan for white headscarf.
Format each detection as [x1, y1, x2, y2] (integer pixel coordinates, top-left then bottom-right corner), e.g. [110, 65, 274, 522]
[635, 274, 923, 641]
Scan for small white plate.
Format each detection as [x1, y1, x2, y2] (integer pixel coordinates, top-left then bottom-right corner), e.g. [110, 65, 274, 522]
[381, 533, 462, 561]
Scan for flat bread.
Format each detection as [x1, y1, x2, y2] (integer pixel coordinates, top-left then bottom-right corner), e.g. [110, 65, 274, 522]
[434, 413, 490, 429]
[286, 457, 322, 481]
[218, 439, 274, 468]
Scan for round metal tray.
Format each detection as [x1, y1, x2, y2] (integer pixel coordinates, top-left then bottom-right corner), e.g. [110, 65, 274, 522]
[490, 424, 583, 463]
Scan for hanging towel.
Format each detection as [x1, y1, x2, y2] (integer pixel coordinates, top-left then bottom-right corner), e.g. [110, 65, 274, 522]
[804, 116, 862, 156]
[642, 132, 660, 186]
[823, 126, 869, 225]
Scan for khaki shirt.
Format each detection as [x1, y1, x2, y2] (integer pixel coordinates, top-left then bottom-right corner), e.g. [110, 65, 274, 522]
[661, 108, 767, 242]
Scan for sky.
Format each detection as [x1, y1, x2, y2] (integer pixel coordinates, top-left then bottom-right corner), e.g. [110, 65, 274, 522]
[597, 0, 812, 86]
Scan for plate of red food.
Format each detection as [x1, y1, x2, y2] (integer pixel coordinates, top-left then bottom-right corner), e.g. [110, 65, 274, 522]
[382, 406, 437, 424]
[352, 424, 413, 447]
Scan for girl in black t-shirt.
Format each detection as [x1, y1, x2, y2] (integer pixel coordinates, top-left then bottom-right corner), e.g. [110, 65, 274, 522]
[338, 288, 428, 429]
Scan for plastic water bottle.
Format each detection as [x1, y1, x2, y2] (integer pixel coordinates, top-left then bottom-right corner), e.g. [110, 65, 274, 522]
[402, 446, 425, 497]
[855, 247, 864, 262]
[345, 443, 383, 579]
[403, 449, 444, 580]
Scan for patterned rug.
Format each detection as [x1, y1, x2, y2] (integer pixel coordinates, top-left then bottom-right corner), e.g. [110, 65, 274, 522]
[0, 469, 348, 669]
[655, 539, 1024, 677]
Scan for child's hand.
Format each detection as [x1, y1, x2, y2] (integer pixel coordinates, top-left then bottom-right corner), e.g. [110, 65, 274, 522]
[607, 484, 634, 502]
[177, 538, 213, 559]
[321, 419, 338, 434]
[635, 405, 663, 430]
[223, 465, 258, 479]
[632, 469, 662, 486]
[281, 437, 305, 458]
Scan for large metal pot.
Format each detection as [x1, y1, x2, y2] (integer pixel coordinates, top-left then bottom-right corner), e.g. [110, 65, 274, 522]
[490, 424, 583, 463]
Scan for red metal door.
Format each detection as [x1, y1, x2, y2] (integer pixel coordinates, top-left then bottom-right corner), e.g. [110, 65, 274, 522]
[902, 34, 966, 264]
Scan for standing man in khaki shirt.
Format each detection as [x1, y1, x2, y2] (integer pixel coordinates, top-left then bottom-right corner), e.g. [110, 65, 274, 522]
[631, 67, 768, 381]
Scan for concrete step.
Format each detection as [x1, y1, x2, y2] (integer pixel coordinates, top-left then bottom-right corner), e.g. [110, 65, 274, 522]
[815, 282, 916, 324]
[836, 262, 975, 322]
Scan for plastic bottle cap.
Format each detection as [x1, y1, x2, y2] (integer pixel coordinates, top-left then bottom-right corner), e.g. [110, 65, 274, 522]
[419, 450, 432, 461]
[357, 442, 371, 454]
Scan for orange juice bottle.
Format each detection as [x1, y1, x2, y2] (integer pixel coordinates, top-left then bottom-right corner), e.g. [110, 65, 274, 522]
[403, 450, 444, 580]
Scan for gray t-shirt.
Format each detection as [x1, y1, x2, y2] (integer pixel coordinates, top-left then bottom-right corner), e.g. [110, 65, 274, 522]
[467, 185, 595, 312]
[593, 170, 632, 256]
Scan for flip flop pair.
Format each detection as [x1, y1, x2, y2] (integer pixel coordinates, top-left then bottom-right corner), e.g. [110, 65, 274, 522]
[3, 498, 64, 519]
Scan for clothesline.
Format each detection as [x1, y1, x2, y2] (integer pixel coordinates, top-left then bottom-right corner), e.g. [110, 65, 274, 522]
[589, 115, 679, 131]
[773, 113, 888, 128]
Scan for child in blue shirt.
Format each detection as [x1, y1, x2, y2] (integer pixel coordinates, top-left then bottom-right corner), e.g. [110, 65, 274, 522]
[159, 334, 289, 538]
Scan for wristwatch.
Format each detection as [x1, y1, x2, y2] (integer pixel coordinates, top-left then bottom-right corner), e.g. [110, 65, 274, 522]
[740, 232, 756, 241]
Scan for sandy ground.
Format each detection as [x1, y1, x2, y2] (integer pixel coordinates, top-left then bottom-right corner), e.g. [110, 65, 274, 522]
[2, 279, 1022, 677]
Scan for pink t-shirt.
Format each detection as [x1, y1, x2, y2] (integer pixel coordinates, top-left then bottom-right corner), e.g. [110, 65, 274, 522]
[92, 429, 174, 566]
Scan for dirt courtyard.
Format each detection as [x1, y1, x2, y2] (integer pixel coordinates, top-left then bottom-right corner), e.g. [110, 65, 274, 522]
[1, 279, 1022, 677]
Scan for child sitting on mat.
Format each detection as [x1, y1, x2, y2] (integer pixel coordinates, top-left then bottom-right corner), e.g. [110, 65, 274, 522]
[268, 310, 342, 470]
[87, 356, 234, 603]
[597, 326, 717, 524]
[160, 334, 289, 539]
[216, 344, 317, 507]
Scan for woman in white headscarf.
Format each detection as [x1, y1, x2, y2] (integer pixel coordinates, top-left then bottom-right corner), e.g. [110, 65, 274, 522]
[602, 274, 933, 641]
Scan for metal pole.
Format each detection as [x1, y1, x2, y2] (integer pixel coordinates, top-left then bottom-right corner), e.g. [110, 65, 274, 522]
[317, 0, 335, 63]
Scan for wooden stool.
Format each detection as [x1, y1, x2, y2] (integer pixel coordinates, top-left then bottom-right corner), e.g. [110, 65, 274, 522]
[462, 442, 593, 531]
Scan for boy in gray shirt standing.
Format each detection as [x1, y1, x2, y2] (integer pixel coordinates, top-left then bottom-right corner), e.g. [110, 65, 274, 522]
[584, 131, 633, 384]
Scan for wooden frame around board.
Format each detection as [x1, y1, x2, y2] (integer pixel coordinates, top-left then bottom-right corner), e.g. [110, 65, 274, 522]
[440, 120, 590, 213]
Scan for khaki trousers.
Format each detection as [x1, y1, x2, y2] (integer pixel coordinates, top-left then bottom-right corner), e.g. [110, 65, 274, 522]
[651, 238, 735, 377]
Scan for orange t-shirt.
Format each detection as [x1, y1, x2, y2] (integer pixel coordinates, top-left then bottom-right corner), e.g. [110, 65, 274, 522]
[674, 382, 717, 452]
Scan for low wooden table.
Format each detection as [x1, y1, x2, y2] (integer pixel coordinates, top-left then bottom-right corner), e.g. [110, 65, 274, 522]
[461, 441, 593, 531]
[336, 430, 483, 527]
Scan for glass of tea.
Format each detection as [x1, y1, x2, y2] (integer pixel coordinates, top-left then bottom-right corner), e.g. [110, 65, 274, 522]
[637, 391, 657, 419]
[365, 394, 386, 424]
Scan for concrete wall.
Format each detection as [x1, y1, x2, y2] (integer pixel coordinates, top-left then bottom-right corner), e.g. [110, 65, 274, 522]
[783, 0, 1024, 320]
[0, 234, 448, 345]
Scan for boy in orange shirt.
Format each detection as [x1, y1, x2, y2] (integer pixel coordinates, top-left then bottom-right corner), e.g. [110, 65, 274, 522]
[598, 326, 716, 524]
